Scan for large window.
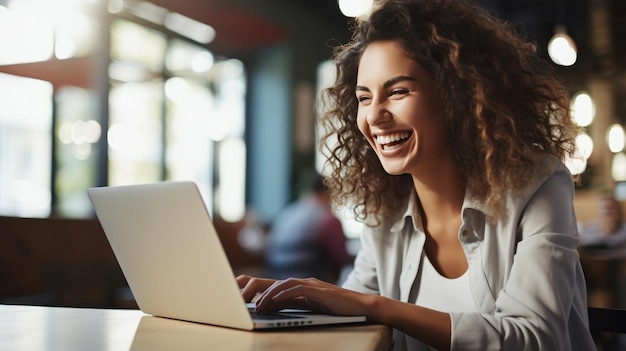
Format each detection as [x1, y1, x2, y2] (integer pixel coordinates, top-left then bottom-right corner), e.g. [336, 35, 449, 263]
[108, 19, 166, 186]
[0, 0, 94, 64]
[0, 73, 53, 217]
[0, 2, 247, 221]
[55, 87, 101, 217]
[108, 79, 164, 185]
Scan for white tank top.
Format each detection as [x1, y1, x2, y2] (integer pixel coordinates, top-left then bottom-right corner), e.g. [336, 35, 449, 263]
[414, 253, 475, 313]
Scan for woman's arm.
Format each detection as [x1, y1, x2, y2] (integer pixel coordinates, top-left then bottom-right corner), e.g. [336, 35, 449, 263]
[450, 167, 590, 350]
[238, 262, 453, 350]
[251, 276, 453, 350]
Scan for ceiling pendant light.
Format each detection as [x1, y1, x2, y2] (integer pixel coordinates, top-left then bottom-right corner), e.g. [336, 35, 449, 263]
[548, 0, 577, 66]
[548, 25, 577, 66]
[338, 0, 373, 18]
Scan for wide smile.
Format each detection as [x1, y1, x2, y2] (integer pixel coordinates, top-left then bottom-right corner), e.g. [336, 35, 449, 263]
[375, 131, 412, 151]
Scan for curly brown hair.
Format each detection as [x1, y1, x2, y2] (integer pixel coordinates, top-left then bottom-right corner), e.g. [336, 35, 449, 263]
[318, 0, 579, 223]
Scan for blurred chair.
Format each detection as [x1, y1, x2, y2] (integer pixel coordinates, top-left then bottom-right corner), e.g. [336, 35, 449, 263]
[588, 306, 626, 351]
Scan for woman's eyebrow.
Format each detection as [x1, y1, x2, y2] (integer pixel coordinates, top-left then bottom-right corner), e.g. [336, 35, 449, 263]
[355, 75, 417, 92]
[384, 75, 416, 87]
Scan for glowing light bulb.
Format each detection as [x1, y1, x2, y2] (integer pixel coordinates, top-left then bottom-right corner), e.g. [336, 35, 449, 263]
[548, 26, 577, 66]
[338, 0, 373, 17]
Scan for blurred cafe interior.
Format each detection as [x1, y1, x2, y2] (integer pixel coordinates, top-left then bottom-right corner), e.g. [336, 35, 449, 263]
[1, 0, 626, 311]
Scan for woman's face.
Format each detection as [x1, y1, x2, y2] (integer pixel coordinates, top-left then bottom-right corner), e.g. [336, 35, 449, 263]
[355, 40, 449, 177]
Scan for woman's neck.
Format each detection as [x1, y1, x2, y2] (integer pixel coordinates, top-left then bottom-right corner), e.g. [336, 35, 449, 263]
[412, 162, 464, 230]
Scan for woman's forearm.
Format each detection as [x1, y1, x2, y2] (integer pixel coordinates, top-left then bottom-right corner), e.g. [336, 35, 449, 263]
[369, 295, 452, 351]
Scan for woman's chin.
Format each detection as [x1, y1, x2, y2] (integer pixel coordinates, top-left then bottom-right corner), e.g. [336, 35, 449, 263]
[381, 163, 409, 176]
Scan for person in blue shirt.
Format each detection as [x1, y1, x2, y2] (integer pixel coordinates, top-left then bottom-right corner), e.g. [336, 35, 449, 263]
[264, 172, 351, 283]
[238, 0, 596, 349]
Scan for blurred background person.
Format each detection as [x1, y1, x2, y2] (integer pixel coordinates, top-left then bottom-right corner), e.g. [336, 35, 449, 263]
[264, 172, 351, 283]
[579, 193, 626, 248]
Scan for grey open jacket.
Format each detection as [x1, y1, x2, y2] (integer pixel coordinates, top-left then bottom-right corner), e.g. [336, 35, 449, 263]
[343, 156, 596, 350]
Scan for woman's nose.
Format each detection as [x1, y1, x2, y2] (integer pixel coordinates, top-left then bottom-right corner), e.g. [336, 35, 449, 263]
[366, 99, 392, 126]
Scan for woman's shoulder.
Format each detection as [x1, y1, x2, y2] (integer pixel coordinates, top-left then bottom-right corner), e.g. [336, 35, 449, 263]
[465, 155, 572, 217]
[517, 155, 572, 197]
[505, 155, 575, 215]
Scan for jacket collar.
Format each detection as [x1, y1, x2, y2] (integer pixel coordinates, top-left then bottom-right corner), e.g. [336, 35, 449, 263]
[388, 188, 490, 233]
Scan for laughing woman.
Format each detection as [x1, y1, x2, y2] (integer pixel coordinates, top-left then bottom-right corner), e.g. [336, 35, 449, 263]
[237, 0, 596, 349]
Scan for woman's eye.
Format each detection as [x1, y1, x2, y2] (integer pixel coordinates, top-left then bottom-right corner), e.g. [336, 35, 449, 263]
[357, 95, 371, 103]
[390, 88, 409, 96]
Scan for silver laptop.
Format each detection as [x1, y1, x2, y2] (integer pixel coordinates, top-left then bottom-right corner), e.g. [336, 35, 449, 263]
[87, 181, 366, 330]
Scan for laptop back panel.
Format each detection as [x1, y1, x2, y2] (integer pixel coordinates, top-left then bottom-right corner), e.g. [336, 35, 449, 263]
[88, 181, 254, 330]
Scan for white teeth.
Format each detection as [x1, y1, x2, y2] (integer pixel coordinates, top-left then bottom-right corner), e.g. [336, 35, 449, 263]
[377, 132, 410, 145]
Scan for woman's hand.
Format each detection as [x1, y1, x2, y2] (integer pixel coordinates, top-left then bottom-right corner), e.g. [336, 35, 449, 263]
[236, 275, 278, 302]
[251, 277, 374, 317]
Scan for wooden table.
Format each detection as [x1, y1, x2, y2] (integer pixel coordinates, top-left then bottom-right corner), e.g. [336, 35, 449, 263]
[0, 304, 392, 351]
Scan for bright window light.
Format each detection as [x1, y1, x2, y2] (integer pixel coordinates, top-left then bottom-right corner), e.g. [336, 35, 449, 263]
[0, 73, 53, 217]
[164, 12, 216, 44]
[218, 138, 246, 222]
[0, 6, 53, 64]
[131, 1, 168, 25]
